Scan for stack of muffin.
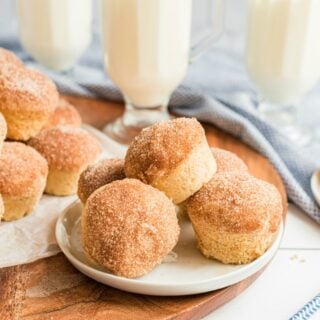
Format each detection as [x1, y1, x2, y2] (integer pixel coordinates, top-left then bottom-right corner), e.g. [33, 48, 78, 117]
[79, 117, 283, 278]
[0, 48, 283, 278]
[0, 48, 102, 221]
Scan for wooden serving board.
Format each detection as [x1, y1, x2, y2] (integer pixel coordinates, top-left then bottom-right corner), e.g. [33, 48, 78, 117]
[0, 96, 287, 320]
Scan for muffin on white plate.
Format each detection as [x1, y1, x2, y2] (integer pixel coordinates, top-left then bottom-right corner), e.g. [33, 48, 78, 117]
[187, 173, 282, 264]
[82, 179, 180, 278]
[125, 117, 217, 204]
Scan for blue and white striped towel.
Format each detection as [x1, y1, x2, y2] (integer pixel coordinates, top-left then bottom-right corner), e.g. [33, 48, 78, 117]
[290, 293, 320, 320]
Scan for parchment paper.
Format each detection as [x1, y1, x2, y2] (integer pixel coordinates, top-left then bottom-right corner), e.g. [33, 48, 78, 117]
[0, 125, 127, 268]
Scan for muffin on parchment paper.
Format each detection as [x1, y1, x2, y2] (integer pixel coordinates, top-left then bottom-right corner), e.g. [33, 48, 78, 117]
[0, 63, 59, 141]
[43, 97, 82, 130]
[0, 142, 48, 221]
[29, 125, 102, 196]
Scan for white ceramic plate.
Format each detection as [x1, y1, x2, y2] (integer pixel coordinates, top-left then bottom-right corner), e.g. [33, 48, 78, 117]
[56, 201, 283, 296]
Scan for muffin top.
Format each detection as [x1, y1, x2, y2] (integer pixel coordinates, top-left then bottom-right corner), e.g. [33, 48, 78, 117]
[78, 158, 125, 203]
[187, 173, 282, 234]
[29, 125, 102, 171]
[82, 178, 180, 278]
[0, 66, 58, 114]
[43, 98, 82, 130]
[125, 117, 206, 183]
[212, 148, 249, 174]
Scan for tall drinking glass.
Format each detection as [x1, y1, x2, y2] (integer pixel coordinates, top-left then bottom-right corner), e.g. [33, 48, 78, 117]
[17, 0, 92, 72]
[246, 0, 320, 146]
[101, 0, 223, 144]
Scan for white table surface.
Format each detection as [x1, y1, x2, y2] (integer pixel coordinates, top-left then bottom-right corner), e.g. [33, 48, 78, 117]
[204, 204, 320, 320]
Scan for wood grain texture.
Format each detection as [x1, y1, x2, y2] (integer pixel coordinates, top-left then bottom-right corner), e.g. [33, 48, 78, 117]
[0, 95, 287, 320]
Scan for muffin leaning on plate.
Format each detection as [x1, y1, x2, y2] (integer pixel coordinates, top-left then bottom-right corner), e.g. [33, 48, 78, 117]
[0, 142, 48, 221]
[29, 125, 102, 196]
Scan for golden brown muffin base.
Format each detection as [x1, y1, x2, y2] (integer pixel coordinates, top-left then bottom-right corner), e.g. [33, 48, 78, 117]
[153, 141, 217, 204]
[193, 225, 278, 264]
[45, 169, 83, 196]
[1, 108, 50, 141]
[2, 176, 46, 221]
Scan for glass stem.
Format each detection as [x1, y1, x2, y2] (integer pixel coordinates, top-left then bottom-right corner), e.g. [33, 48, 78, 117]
[103, 97, 171, 145]
[258, 100, 312, 146]
[258, 100, 298, 127]
[122, 97, 171, 129]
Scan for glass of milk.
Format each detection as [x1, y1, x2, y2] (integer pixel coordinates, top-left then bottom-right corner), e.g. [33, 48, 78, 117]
[246, 0, 320, 145]
[101, 0, 223, 144]
[16, 0, 92, 72]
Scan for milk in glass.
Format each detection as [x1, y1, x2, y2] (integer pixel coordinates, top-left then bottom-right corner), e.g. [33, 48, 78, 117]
[17, 0, 92, 71]
[101, 0, 192, 107]
[246, 0, 320, 105]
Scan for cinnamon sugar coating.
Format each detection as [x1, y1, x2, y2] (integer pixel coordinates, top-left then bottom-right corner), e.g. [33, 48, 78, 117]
[187, 173, 282, 234]
[82, 179, 180, 278]
[0, 142, 48, 197]
[43, 98, 82, 130]
[212, 148, 249, 174]
[78, 158, 125, 203]
[0, 67, 58, 114]
[0, 54, 59, 140]
[124, 118, 205, 183]
[0, 48, 24, 67]
[29, 125, 102, 172]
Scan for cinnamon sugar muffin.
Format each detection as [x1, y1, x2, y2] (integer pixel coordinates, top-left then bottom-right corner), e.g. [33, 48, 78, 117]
[0, 112, 7, 153]
[212, 148, 249, 174]
[0, 142, 48, 221]
[0, 65, 59, 140]
[29, 125, 102, 196]
[82, 179, 180, 278]
[43, 98, 82, 130]
[187, 173, 282, 264]
[125, 118, 217, 204]
[78, 158, 125, 203]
